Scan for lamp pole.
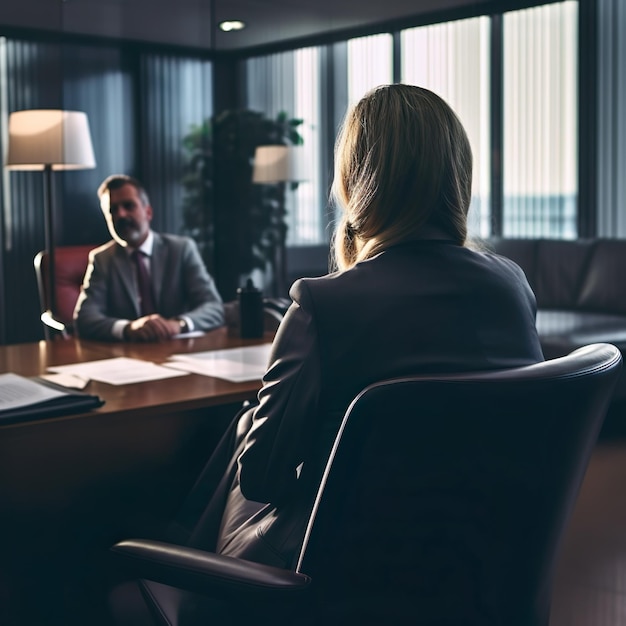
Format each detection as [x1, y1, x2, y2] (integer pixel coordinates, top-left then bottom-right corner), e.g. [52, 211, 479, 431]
[5, 109, 96, 336]
[42, 164, 56, 316]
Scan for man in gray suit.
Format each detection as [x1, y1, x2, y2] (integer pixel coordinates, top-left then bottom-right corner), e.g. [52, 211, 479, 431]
[74, 174, 224, 342]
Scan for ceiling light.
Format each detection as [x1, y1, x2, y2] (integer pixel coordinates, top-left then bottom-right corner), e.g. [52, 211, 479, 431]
[219, 20, 246, 32]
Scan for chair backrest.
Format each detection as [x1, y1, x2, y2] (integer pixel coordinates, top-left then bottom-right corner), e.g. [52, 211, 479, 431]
[297, 343, 622, 626]
[34, 245, 93, 337]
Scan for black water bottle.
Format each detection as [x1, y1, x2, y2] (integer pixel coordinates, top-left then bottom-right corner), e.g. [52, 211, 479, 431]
[238, 278, 264, 338]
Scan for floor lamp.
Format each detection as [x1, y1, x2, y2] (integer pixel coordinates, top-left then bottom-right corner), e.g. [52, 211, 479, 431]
[252, 145, 305, 297]
[5, 110, 96, 331]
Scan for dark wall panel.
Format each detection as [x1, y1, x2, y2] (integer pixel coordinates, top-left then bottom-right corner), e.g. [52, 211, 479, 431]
[139, 53, 213, 245]
[58, 43, 136, 247]
[1, 39, 136, 343]
[3, 40, 63, 344]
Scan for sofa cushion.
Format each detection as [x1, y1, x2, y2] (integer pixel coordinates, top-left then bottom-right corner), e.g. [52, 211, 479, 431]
[487, 238, 597, 308]
[487, 238, 538, 293]
[578, 240, 626, 315]
[535, 240, 595, 309]
[487, 238, 626, 403]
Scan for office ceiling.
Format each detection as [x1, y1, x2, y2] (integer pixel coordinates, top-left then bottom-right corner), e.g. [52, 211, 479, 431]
[211, 0, 492, 51]
[0, 0, 493, 51]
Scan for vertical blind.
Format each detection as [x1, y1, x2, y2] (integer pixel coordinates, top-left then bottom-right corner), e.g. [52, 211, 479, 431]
[293, 47, 322, 245]
[503, 1, 578, 238]
[596, 0, 626, 237]
[243, 2, 580, 245]
[401, 17, 491, 237]
[140, 54, 213, 239]
[347, 34, 393, 105]
[246, 48, 323, 246]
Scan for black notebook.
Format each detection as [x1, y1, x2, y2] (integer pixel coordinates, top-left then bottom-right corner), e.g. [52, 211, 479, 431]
[0, 373, 104, 425]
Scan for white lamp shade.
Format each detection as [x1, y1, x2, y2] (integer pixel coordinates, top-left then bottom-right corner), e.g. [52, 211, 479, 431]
[6, 109, 96, 170]
[252, 145, 306, 183]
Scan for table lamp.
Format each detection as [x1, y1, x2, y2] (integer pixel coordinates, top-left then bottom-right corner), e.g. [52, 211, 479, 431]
[5, 109, 96, 331]
[252, 144, 305, 296]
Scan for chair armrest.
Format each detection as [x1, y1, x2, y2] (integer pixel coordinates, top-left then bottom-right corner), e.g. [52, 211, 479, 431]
[41, 310, 68, 338]
[111, 539, 311, 599]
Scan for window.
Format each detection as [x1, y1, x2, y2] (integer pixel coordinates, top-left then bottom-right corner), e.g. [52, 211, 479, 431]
[595, 0, 625, 236]
[246, 48, 323, 246]
[347, 33, 393, 104]
[330, 33, 393, 227]
[503, 1, 578, 238]
[245, 1, 580, 243]
[401, 17, 491, 237]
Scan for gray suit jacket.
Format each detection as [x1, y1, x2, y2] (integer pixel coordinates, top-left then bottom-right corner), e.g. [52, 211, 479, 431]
[74, 233, 224, 341]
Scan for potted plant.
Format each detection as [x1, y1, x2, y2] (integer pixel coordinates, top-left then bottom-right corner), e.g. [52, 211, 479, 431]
[181, 109, 303, 300]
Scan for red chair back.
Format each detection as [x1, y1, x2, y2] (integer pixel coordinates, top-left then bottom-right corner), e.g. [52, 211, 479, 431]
[34, 245, 93, 334]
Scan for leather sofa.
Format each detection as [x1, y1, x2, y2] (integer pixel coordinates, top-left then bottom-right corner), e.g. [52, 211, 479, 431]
[489, 238, 626, 400]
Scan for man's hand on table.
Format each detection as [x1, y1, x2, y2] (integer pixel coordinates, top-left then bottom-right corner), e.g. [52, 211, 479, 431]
[123, 314, 182, 342]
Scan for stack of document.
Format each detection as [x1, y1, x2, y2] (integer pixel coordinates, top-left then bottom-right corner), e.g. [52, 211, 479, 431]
[0, 373, 104, 424]
[166, 344, 272, 383]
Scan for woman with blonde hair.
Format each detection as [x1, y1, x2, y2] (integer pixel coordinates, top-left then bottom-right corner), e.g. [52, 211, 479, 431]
[236, 83, 542, 512]
[332, 83, 472, 270]
[112, 84, 543, 625]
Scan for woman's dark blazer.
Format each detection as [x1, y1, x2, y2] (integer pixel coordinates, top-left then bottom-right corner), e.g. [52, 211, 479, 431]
[217, 240, 544, 566]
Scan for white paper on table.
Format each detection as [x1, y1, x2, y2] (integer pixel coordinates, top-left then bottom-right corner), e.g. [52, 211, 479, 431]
[172, 330, 205, 340]
[47, 357, 189, 386]
[165, 344, 272, 383]
[0, 373, 68, 410]
[40, 373, 90, 389]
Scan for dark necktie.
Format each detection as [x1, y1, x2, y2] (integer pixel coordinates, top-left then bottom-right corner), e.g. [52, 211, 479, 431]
[131, 250, 157, 316]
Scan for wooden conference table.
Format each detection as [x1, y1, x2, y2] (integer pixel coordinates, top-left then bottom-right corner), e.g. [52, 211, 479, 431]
[0, 328, 273, 626]
[2, 330, 626, 625]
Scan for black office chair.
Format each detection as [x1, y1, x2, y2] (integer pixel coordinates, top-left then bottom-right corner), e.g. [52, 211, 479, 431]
[111, 343, 622, 626]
